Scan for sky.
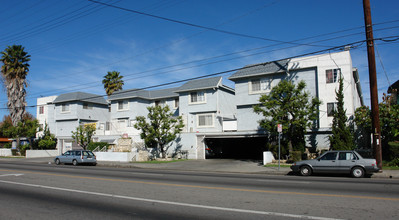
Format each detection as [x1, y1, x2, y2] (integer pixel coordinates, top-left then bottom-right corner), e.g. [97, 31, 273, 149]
[0, 0, 398, 119]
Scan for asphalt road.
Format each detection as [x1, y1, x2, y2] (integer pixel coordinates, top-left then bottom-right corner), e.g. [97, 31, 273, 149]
[0, 161, 398, 220]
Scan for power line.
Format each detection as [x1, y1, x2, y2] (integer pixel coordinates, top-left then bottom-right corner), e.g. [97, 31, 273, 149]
[0, 39, 373, 110]
[19, 30, 394, 102]
[374, 43, 391, 87]
[88, 0, 331, 48]
[0, 0, 120, 45]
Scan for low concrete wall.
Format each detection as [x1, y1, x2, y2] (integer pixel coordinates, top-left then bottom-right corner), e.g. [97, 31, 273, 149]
[26, 149, 60, 158]
[0, 149, 12, 156]
[95, 152, 136, 162]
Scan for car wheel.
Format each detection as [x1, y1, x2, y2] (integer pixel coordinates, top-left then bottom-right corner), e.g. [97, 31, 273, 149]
[300, 165, 312, 176]
[55, 159, 61, 165]
[351, 167, 365, 178]
[72, 160, 78, 166]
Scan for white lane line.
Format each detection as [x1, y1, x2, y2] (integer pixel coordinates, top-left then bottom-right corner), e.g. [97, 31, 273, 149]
[0, 179, 343, 220]
[0, 174, 24, 177]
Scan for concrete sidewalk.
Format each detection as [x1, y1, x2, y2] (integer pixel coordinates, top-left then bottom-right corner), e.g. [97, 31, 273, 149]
[2, 157, 398, 178]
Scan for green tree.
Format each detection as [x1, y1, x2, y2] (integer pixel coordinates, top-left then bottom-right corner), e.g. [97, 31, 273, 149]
[354, 94, 399, 159]
[2, 113, 39, 150]
[329, 75, 354, 150]
[71, 124, 96, 150]
[253, 80, 321, 153]
[102, 71, 124, 96]
[1, 45, 31, 126]
[134, 105, 184, 158]
[37, 123, 57, 149]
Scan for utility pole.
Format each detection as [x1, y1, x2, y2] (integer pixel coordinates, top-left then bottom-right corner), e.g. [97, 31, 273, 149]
[363, 0, 382, 170]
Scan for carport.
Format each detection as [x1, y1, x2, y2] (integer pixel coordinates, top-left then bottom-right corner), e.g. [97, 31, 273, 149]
[204, 135, 268, 160]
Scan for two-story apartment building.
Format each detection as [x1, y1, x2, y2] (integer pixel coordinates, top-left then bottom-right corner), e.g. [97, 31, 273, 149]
[37, 92, 109, 152]
[37, 51, 363, 160]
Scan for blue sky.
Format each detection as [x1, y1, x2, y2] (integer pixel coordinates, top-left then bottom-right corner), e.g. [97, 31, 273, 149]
[1, 0, 398, 119]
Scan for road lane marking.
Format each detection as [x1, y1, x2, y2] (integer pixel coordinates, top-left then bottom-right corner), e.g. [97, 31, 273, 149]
[256, 179, 311, 184]
[1, 168, 398, 201]
[0, 179, 343, 220]
[0, 174, 24, 177]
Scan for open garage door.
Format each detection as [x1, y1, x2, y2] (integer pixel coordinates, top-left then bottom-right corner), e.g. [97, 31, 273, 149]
[204, 136, 268, 160]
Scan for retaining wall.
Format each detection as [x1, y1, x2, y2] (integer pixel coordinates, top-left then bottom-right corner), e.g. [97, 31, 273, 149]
[26, 149, 60, 158]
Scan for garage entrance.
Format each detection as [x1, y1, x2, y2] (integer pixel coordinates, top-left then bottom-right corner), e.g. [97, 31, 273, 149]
[204, 136, 268, 160]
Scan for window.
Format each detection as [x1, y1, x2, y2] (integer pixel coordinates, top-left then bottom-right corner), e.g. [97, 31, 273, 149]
[197, 113, 214, 127]
[155, 100, 164, 106]
[327, 103, 337, 117]
[339, 152, 357, 160]
[39, 106, 44, 114]
[320, 152, 338, 160]
[174, 98, 179, 108]
[326, 68, 341, 83]
[190, 91, 205, 104]
[118, 100, 128, 110]
[83, 103, 93, 110]
[61, 104, 69, 112]
[105, 122, 111, 131]
[250, 78, 272, 93]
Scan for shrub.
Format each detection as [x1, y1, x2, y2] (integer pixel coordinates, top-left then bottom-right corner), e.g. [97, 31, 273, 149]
[3, 142, 12, 148]
[289, 151, 302, 162]
[19, 144, 30, 156]
[388, 141, 399, 161]
[387, 158, 399, 167]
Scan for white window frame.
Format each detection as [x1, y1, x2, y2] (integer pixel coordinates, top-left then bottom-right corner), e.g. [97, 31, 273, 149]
[327, 102, 337, 117]
[155, 100, 165, 107]
[249, 78, 273, 94]
[197, 113, 214, 128]
[326, 68, 341, 83]
[189, 91, 206, 104]
[39, 106, 44, 114]
[83, 103, 93, 110]
[174, 98, 179, 109]
[61, 104, 70, 113]
[117, 100, 128, 111]
[117, 119, 128, 128]
[105, 122, 111, 131]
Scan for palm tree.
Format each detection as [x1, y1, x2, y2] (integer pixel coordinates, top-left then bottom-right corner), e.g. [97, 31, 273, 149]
[1, 45, 31, 126]
[102, 71, 124, 96]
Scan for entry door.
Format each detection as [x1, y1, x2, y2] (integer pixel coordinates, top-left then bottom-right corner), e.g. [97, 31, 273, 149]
[313, 152, 338, 172]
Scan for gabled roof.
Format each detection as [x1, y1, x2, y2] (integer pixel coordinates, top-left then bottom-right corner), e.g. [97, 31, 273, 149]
[109, 87, 179, 101]
[228, 59, 290, 80]
[175, 76, 222, 93]
[53, 92, 107, 105]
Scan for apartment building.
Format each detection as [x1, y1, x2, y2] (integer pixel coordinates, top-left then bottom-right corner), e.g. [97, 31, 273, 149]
[37, 51, 363, 159]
